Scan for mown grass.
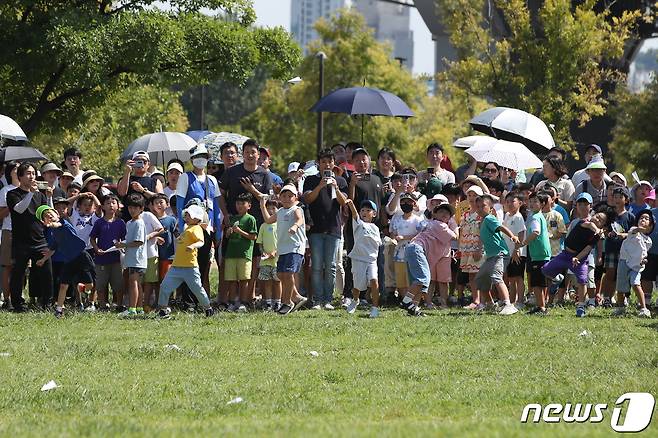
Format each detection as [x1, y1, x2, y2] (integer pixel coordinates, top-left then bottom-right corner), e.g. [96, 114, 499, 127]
[0, 306, 655, 437]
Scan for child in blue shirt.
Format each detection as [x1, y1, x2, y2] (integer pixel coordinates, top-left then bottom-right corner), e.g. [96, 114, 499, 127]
[36, 205, 95, 318]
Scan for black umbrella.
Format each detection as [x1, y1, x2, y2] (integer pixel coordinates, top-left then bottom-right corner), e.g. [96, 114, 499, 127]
[0, 146, 48, 162]
[310, 87, 414, 143]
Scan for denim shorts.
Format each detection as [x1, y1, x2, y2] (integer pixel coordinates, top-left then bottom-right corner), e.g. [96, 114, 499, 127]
[277, 253, 304, 273]
[405, 243, 430, 293]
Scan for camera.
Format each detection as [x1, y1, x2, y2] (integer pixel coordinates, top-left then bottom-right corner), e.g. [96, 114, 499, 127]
[134, 160, 145, 169]
[36, 181, 49, 190]
[359, 173, 370, 181]
[323, 170, 333, 178]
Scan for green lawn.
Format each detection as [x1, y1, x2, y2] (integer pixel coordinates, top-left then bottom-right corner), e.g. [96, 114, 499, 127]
[0, 306, 655, 437]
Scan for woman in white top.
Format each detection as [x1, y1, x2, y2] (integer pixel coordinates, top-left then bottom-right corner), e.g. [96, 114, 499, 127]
[535, 157, 575, 211]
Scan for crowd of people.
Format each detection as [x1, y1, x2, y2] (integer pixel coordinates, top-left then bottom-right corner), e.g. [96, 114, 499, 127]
[0, 139, 656, 319]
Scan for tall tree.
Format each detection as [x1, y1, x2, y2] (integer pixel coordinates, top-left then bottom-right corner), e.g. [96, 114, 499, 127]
[436, 0, 643, 152]
[33, 85, 189, 180]
[242, 9, 426, 167]
[608, 74, 658, 177]
[0, 1, 300, 137]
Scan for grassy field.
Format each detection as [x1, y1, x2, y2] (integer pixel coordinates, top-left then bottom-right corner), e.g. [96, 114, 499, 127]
[0, 305, 656, 437]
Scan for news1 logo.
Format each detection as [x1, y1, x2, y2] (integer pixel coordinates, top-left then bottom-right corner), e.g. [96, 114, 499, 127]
[520, 393, 655, 432]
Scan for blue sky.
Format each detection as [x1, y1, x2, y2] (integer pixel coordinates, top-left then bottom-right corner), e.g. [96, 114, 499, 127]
[251, 0, 435, 75]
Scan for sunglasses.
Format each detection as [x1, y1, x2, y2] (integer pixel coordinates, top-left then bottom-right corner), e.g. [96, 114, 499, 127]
[484, 167, 498, 173]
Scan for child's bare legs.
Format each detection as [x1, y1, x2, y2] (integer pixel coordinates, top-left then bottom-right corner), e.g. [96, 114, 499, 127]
[634, 284, 648, 309]
[142, 283, 154, 309]
[437, 282, 449, 307]
[56, 283, 70, 308]
[534, 286, 547, 309]
[2, 265, 11, 304]
[369, 279, 379, 307]
[238, 280, 250, 306]
[424, 282, 435, 306]
[127, 272, 141, 309]
[262, 279, 272, 302]
[278, 272, 295, 305]
[227, 281, 238, 304]
[272, 279, 282, 302]
[217, 264, 228, 304]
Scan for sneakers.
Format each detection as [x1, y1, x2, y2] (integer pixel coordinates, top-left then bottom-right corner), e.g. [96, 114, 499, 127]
[602, 297, 613, 308]
[158, 308, 171, 319]
[54, 308, 64, 319]
[499, 304, 519, 315]
[638, 307, 652, 318]
[424, 303, 436, 310]
[527, 306, 548, 316]
[369, 307, 380, 318]
[323, 303, 335, 310]
[342, 297, 352, 308]
[551, 274, 564, 285]
[407, 304, 425, 317]
[310, 304, 322, 310]
[236, 304, 247, 313]
[292, 296, 308, 311]
[346, 300, 358, 314]
[612, 306, 626, 316]
[278, 303, 293, 315]
[205, 307, 215, 317]
[119, 309, 138, 318]
[514, 302, 526, 310]
[227, 303, 239, 312]
[84, 304, 97, 312]
[586, 298, 596, 310]
[576, 306, 586, 318]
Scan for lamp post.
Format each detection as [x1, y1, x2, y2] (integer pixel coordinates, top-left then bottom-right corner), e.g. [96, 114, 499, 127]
[316, 51, 327, 154]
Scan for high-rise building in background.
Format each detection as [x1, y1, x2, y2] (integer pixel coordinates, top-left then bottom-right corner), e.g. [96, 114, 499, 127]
[290, 0, 414, 71]
[291, 0, 349, 56]
[352, 0, 413, 70]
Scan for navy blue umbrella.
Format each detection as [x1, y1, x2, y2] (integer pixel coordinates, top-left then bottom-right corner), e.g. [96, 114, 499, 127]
[310, 87, 414, 143]
[310, 87, 414, 117]
[186, 130, 213, 142]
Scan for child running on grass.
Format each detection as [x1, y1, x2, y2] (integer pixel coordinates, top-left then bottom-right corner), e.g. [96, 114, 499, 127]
[260, 184, 308, 315]
[344, 198, 382, 318]
[613, 209, 654, 318]
[157, 205, 214, 319]
[256, 199, 282, 311]
[472, 194, 520, 315]
[389, 192, 422, 306]
[542, 198, 615, 318]
[36, 205, 95, 318]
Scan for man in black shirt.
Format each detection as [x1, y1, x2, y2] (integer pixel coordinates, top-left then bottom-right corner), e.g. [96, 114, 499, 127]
[6, 163, 52, 311]
[303, 149, 348, 308]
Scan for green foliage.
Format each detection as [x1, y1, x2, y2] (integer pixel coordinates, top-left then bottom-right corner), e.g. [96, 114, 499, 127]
[0, 1, 301, 136]
[33, 85, 189, 180]
[436, 0, 643, 153]
[242, 10, 428, 168]
[608, 76, 658, 177]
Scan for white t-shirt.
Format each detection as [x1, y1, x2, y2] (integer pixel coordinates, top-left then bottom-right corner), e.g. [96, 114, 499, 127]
[536, 177, 575, 202]
[619, 228, 652, 272]
[142, 211, 164, 259]
[0, 184, 16, 231]
[389, 212, 423, 262]
[163, 186, 176, 216]
[71, 209, 98, 249]
[386, 191, 427, 216]
[503, 212, 527, 257]
[348, 218, 381, 263]
[275, 205, 307, 256]
[493, 203, 504, 222]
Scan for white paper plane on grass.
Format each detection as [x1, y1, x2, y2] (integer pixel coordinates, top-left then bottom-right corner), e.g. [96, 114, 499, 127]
[41, 380, 58, 391]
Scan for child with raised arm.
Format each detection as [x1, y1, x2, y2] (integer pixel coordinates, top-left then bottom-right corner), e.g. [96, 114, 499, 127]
[36, 205, 95, 318]
[256, 199, 282, 311]
[259, 185, 308, 315]
[613, 210, 654, 318]
[344, 198, 382, 318]
[157, 205, 214, 319]
[542, 200, 615, 318]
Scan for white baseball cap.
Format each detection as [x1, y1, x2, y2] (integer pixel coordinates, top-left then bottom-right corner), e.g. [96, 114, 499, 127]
[189, 144, 209, 158]
[132, 150, 149, 161]
[287, 162, 300, 173]
[466, 186, 484, 196]
[166, 162, 184, 174]
[280, 184, 298, 196]
[184, 205, 205, 221]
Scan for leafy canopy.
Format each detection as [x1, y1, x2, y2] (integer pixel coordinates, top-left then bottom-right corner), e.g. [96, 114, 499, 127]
[436, 0, 642, 153]
[0, 0, 301, 136]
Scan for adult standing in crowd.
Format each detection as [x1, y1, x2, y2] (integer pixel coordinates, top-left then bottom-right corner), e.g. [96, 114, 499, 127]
[373, 147, 397, 187]
[175, 144, 223, 294]
[63, 147, 85, 185]
[528, 147, 567, 187]
[574, 156, 608, 205]
[480, 162, 501, 181]
[572, 144, 612, 188]
[0, 161, 19, 309]
[303, 148, 348, 309]
[258, 146, 284, 187]
[220, 139, 273, 302]
[7, 163, 52, 312]
[39, 162, 66, 199]
[212, 142, 240, 180]
[417, 143, 456, 186]
[163, 160, 184, 205]
[117, 150, 163, 221]
[535, 157, 575, 210]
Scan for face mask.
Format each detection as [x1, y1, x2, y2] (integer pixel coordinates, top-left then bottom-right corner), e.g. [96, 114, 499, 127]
[401, 204, 414, 213]
[192, 158, 208, 169]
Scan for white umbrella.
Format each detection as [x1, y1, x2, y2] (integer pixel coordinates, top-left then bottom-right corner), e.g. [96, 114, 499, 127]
[0, 114, 28, 142]
[122, 132, 197, 165]
[465, 139, 542, 171]
[198, 132, 250, 161]
[453, 135, 498, 149]
[469, 107, 555, 153]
